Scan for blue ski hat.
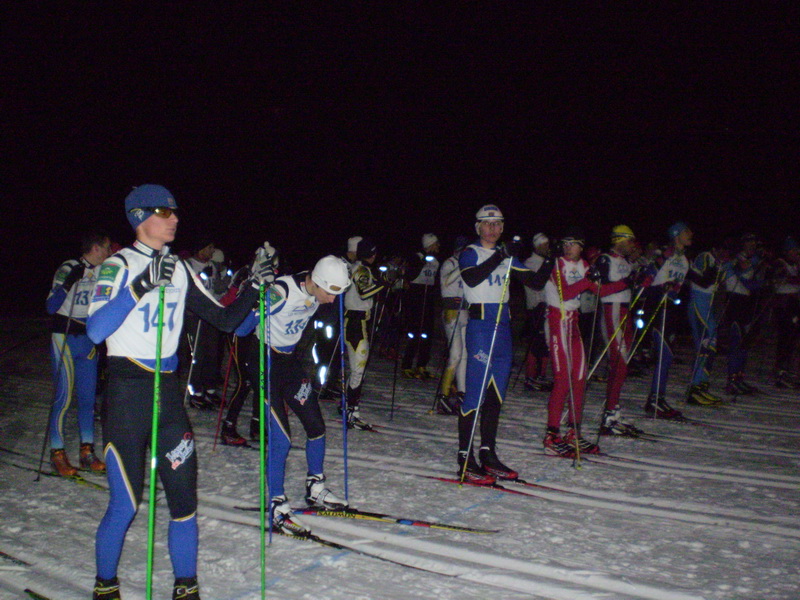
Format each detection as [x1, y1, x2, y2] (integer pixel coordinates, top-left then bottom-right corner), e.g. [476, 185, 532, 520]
[125, 184, 178, 230]
[667, 221, 690, 240]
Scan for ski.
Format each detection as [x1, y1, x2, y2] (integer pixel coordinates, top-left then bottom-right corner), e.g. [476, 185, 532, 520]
[0, 549, 32, 568]
[234, 505, 498, 534]
[3, 460, 106, 492]
[421, 475, 530, 496]
[205, 508, 449, 575]
[24, 589, 51, 600]
[333, 418, 381, 432]
[273, 528, 349, 550]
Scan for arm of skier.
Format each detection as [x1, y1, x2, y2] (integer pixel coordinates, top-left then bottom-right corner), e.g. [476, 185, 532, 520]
[459, 247, 504, 287]
[184, 267, 260, 333]
[512, 256, 554, 290]
[86, 257, 137, 343]
[233, 281, 289, 337]
[551, 258, 597, 301]
[594, 254, 628, 297]
[685, 252, 718, 288]
[46, 261, 74, 314]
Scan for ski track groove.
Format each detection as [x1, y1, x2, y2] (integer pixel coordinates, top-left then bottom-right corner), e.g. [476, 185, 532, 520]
[321, 421, 800, 485]
[198, 497, 706, 600]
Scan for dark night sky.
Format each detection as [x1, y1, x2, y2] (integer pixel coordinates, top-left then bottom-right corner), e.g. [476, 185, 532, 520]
[4, 5, 799, 313]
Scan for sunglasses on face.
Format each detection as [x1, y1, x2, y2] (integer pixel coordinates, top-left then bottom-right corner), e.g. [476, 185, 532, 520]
[128, 206, 178, 218]
[151, 207, 177, 218]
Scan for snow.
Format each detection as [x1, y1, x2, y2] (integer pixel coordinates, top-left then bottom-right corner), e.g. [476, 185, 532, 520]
[1, 315, 799, 600]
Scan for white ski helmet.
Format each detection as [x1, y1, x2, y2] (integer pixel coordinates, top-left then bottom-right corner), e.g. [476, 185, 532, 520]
[311, 255, 351, 294]
[421, 233, 439, 250]
[476, 204, 504, 221]
[475, 204, 504, 234]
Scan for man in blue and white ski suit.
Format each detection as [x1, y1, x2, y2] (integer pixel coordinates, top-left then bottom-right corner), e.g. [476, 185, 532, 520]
[235, 255, 351, 535]
[87, 184, 268, 600]
[457, 205, 551, 483]
[46, 231, 111, 477]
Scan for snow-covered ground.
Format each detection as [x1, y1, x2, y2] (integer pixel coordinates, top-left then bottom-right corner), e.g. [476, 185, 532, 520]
[1, 315, 798, 600]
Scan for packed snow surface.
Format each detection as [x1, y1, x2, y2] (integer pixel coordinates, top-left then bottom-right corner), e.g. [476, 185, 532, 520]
[1, 317, 798, 599]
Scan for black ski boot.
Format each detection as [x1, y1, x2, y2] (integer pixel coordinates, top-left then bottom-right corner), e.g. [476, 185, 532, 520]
[93, 576, 121, 600]
[173, 576, 200, 600]
[457, 451, 496, 485]
[478, 446, 519, 480]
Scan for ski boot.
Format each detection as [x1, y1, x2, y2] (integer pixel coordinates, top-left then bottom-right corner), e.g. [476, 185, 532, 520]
[221, 420, 248, 446]
[346, 407, 374, 430]
[270, 495, 310, 536]
[564, 426, 601, 455]
[402, 368, 420, 379]
[524, 376, 550, 392]
[93, 576, 121, 600]
[80, 443, 106, 473]
[457, 450, 496, 485]
[417, 366, 434, 379]
[188, 392, 214, 410]
[51, 448, 78, 477]
[599, 408, 641, 437]
[305, 474, 349, 509]
[173, 576, 200, 600]
[542, 428, 576, 458]
[644, 395, 685, 420]
[686, 383, 723, 406]
[478, 446, 518, 480]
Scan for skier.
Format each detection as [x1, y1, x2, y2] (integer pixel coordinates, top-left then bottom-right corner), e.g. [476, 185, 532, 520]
[234, 255, 351, 535]
[343, 237, 386, 429]
[685, 242, 729, 405]
[458, 205, 552, 482]
[311, 236, 360, 398]
[595, 225, 643, 435]
[721, 232, 765, 394]
[184, 239, 223, 410]
[87, 184, 270, 600]
[773, 236, 800, 388]
[522, 233, 553, 392]
[45, 230, 112, 476]
[542, 229, 602, 457]
[435, 235, 470, 414]
[642, 222, 692, 419]
[402, 233, 440, 379]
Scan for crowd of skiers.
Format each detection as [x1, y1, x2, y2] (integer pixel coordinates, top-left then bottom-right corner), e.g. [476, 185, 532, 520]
[45, 185, 799, 600]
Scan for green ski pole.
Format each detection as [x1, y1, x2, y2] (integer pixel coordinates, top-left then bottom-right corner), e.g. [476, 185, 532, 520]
[146, 284, 166, 600]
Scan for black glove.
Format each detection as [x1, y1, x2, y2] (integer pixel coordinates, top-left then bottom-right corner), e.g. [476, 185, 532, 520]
[251, 242, 277, 288]
[131, 254, 177, 299]
[62, 263, 85, 291]
[506, 236, 523, 258]
[540, 255, 556, 274]
[586, 265, 602, 283]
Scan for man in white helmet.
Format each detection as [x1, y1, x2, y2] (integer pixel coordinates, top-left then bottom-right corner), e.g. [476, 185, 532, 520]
[401, 232, 441, 379]
[458, 204, 553, 483]
[234, 254, 351, 536]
